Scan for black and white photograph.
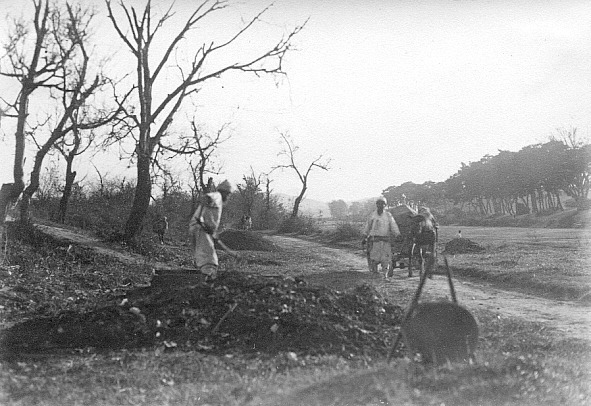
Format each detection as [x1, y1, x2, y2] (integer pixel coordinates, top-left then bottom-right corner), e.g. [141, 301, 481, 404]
[0, 0, 590, 405]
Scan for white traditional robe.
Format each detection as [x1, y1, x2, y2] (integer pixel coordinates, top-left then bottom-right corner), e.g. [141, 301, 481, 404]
[189, 192, 224, 272]
[363, 210, 400, 267]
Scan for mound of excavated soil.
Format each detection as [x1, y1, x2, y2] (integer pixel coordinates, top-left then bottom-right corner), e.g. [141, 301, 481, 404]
[218, 230, 280, 251]
[1, 272, 403, 359]
[443, 238, 486, 255]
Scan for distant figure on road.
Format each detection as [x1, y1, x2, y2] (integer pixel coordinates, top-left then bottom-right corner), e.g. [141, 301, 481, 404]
[189, 180, 234, 281]
[152, 215, 169, 244]
[362, 196, 400, 276]
[240, 215, 252, 230]
[206, 177, 216, 193]
[457, 230, 462, 239]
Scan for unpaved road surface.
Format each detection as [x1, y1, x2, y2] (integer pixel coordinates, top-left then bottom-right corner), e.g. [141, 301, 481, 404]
[268, 234, 591, 343]
[34, 224, 176, 270]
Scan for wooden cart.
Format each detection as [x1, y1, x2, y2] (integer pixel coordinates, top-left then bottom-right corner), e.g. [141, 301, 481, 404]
[389, 205, 438, 275]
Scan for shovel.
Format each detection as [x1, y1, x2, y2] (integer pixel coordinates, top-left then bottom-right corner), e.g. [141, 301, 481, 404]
[214, 236, 244, 264]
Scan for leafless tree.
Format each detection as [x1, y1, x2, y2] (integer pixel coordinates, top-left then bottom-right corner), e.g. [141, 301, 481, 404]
[151, 162, 185, 207]
[180, 120, 229, 213]
[553, 127, 587, 149]
[16, 3, 127, 221]
[54, 122, 92, 223]
[262, 175, 274, 228]
[272, 132, 330, 218]
[176, 120, 229, 193]
[0, 0, 64, 205]
[105, 0, 306, 242]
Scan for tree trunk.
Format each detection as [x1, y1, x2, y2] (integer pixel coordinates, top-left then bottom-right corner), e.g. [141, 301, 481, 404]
[478, 197, 486, 215]
[19, 141, 52, 222]
[555, 192, 564, 211]
[530, 192, 538, 213]
[507, 198, 515, 216]
[547, 192, 554, 209]
[291, 186, 307, 218]
[124, 154, 152, 242]
[11, 89, 31, 206]
[58, 157, 77, 223]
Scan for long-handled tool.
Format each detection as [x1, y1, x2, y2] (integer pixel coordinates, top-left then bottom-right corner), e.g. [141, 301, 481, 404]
[387, 266, 429, 362]
[213, 236, 240, 259]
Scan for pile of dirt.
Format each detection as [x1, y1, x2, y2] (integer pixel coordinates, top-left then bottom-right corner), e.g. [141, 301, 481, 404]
[218, 229, 280, 251]
[443, 238, 486, 255]
[1, 272, 403, 359]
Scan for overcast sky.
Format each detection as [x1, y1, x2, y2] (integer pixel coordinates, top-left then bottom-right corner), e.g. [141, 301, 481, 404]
[2, 0, 591, 203]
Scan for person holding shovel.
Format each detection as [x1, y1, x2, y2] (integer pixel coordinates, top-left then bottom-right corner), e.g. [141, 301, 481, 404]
[189, 180, 239, 281]
[362, 196, 400, 275]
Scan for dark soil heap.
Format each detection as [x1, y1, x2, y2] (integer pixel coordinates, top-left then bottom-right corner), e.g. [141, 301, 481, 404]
[443, 238, 486, 255]
[1, 272, 403, 359]
[218, 229, 280, 251]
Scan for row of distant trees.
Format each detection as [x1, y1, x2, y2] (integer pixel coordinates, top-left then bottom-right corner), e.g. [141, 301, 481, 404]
[328, 133, 590, 219]
[0, 0, 310, 243]
[328, 199, 375, 221]
[383, 134, 590, 216]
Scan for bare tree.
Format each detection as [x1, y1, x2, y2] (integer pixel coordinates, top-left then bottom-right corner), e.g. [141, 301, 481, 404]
[262, 175, 274, 228]
[553, 127, 588, 149]
[178, 120, 229, 193]
[0, 0, 64, 205]
[272, 132, 330, 218]
[54, 122, 92, 223]
[180, 120, 229, 213]
[105, 0, 306, 242]
[17, 3, 127, 221]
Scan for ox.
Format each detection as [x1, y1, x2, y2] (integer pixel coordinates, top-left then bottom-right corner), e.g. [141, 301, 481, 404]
[152, 215, 169, 244]
[407, 208, 438, 278]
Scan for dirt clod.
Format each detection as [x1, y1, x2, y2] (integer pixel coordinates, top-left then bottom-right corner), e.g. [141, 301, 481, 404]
[443, 238, 485, 255]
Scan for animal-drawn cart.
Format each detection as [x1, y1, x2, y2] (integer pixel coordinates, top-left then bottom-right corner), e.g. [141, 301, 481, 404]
[389, 205, 438, 277]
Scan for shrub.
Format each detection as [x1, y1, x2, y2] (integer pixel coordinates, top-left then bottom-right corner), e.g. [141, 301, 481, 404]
[576, 198, 591, 211]
[277, 215, 320, 235]
[331, 221, 363, 242]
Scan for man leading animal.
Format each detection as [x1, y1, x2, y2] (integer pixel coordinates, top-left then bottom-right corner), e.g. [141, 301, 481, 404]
[362, 196, 400, 276]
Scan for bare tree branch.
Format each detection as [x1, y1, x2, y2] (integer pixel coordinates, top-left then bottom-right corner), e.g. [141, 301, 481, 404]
[272, 132, 330, 217]
[13, 2, 127, 220]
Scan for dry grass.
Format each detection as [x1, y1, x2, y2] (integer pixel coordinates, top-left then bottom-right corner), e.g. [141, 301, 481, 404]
[436, 226, 591, 302]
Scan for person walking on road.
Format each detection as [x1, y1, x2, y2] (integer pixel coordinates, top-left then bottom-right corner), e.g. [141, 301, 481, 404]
[189, 180, 234, 281]
[362, 196, 400, 276]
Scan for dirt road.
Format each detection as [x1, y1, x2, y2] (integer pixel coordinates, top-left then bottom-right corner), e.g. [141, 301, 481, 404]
[268, 234, 591, 343]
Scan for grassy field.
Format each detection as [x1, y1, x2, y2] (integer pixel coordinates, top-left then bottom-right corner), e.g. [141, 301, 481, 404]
[0, 221, 590, 405]
[438, 226, 591, 302]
